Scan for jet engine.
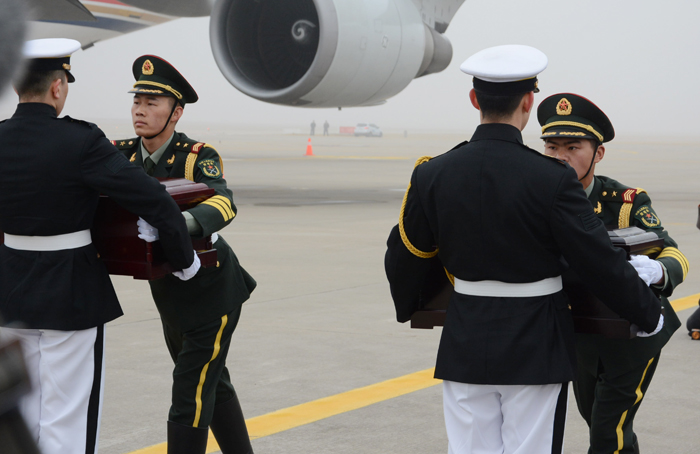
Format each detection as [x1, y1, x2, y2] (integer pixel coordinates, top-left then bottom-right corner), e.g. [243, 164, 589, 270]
[209, 0, 452, 107]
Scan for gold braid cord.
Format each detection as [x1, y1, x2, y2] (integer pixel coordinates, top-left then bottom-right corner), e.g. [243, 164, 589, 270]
[185, 152, 198, 182]
[618, 188, 647, 229]
[444, 268, 455, 286]
[399, 156, 438, 259]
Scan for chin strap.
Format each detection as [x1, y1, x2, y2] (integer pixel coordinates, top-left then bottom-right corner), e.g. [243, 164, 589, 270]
[579, 145, 599, 182]
[144, 99, 179, 140]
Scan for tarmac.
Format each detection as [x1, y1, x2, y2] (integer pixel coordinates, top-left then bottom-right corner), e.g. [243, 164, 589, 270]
[94, 129, 700, 454]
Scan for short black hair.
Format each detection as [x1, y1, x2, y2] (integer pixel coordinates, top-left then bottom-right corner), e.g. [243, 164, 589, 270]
[15, 70, 65, 99]
[474, 90, 526, 120]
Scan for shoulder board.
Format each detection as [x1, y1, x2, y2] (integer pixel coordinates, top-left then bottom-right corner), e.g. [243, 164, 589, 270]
[600, 187, 646, 203]
[173, 140, 211, 153]
[448, 140, 469, 151]
[541, 153, 566, 165]
[111, 138, 139, 150]
[61, 116, 94, 128]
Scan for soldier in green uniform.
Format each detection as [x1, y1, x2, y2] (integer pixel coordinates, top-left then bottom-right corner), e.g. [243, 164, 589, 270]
[113, 55, 256, 454]
[538, 93, 689, 454]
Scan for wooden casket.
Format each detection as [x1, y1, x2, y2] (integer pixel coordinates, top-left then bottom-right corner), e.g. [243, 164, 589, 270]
[410, 227, 664, 339]
[0, 179, 217, 280]
[92, 178, 218, 280]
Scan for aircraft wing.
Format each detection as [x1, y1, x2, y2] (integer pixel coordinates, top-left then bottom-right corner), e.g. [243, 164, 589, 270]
[411, 0, 467, 33]
[27, 0, 96, 22]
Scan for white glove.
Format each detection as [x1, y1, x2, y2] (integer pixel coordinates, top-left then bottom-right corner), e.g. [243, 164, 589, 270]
[635, 314, 664, 337]
[628, 255, 663, 286]
[137, 217, 159, 242]
[173, 252, 201, 281]
[211, 232, 219, 244]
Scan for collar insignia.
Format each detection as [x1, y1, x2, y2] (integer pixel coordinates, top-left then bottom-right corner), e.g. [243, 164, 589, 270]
[556, 98, 572, 116]
[167, 154, 175, 165]
[594, 201, 602, 214]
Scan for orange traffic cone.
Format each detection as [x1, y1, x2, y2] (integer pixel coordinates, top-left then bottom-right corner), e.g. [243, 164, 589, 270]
[305, 137, 314, 156]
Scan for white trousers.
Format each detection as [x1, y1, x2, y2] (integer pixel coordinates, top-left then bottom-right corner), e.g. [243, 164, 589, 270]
[443, 380, 568, 454]
[0, 326, 105, 454]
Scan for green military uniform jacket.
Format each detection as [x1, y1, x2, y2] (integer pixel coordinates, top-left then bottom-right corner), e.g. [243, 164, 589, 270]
[577, 175, 688, 371]
[113, 132, 256, 331]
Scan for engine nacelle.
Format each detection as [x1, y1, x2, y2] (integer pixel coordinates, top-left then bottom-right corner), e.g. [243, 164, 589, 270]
[209, 0, 452, 108]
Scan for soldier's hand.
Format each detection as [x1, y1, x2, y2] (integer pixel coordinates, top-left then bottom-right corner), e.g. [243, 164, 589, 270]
[635, 313, 664, 337]
[628, 255, 663, 286]
[173, 252, 201, 281]
[137, 217, 159, 242]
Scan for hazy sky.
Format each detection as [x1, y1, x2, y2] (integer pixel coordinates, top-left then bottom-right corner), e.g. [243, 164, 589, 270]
[2, 0, 699, 139]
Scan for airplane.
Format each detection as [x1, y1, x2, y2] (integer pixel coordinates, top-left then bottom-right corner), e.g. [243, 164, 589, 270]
[26, 0, 466, 108]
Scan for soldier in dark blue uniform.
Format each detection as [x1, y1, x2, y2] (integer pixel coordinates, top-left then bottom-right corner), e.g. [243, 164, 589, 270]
[538, 93, 688, 454]
[385, 45, 664, 454]
[0, 39, 197, 454]
[112, 55, 256, 454]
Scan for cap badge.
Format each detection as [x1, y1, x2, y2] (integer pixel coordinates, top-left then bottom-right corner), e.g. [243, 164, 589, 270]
[556, 98, 572, 116]
[142, 59, 154, 76]
[62, 63, 71, 70]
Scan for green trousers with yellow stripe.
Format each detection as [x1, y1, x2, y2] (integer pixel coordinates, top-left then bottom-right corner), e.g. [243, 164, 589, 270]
[573, 351, 659, 454]
[162, 307, 241, 428]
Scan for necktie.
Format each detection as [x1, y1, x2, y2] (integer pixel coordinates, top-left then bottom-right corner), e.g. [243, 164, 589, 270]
[144, 156, 156, 176]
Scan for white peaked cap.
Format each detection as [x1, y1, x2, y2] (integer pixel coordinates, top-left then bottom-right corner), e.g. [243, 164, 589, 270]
[23, 38, 81, 59]
[460, 45, 548, 83]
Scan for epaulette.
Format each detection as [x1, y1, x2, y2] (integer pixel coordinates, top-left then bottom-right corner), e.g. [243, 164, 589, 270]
[448, 140, 469, 151]
[600, 187, 646, 203]
[174, 140, 212, 153]
[542, 154, 566, 165]
[62, 116, 94, 128]
[111, 138, 139, 149]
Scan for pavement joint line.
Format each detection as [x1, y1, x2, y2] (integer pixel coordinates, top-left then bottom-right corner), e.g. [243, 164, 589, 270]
[124, 293, 699, 454]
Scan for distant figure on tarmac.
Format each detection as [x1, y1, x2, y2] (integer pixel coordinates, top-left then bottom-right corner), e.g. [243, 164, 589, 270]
[323, 120, 329, 135]
[310, 120, 316, 136]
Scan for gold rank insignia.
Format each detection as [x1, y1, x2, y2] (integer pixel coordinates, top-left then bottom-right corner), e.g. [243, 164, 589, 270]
[130, 152, 136, 162]
[594, 201, 602, 214]
[556, 98, 572, 116]
[167, 154, 175, 165]
[602, 191, 607, 196]
[129, 140, 134, 145]
[142, 59, 154, 75]
[120, 141, 126, 146]
[612, 191, 617, 197]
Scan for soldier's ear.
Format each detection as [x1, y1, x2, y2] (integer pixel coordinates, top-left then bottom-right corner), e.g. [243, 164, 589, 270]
[469, 89, 480, 111]
[171, 104, 184, 123]
[594, 145, 605, 164]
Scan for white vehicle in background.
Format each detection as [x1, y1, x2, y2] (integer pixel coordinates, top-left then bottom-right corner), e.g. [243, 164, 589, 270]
[354, 123, 383, 137]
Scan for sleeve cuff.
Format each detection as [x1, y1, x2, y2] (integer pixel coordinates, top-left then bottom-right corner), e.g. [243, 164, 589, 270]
[183, 211, 203, 236]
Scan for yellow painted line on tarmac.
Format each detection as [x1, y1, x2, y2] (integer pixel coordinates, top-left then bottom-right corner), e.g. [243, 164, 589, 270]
[125, 295, 700, 453]
[671, 293, 699, 312]
[126, 368, 439, 454]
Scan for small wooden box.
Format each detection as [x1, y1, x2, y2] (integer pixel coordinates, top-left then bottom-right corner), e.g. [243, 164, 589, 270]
[91, 178, 218, 280]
